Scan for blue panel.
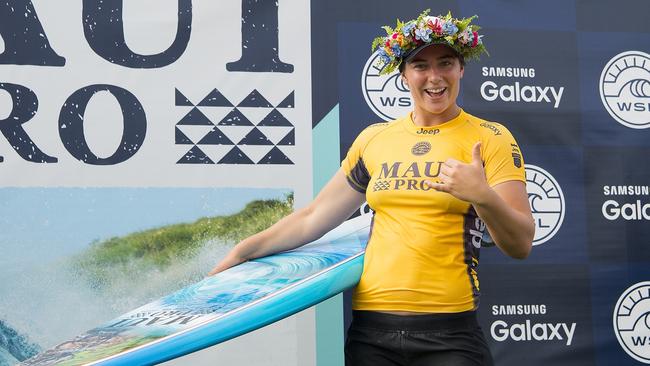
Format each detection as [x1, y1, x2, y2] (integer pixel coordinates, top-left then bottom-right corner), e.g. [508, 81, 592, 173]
[462, 28, 581, 146]
[577, 0, 650, 33]
[478, 264, 595, 366]
[458, 0, 576, 31]
[589, 264, 650, 365]
[577, 32, 650, 145]
[584, 147, 650, 264]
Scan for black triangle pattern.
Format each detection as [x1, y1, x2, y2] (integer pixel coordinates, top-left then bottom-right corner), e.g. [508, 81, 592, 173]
[218, 108, 254, 126]
[238, 128, 273, 145]
[277, 128, 295, 146]
[258, 146, 293, 164]
[198, 127, 234, 145]
[218, 146, 254, 164]
[177, 107, 214, 126]
[175, 88, 194, 106]
[237, 89, 273, 108]
[276, 91, 294, 108]
[198, 89, 233, 107]
[258, 109, 293, 127]
[177, 146, 214, 164]
[175, 127, 194, 144]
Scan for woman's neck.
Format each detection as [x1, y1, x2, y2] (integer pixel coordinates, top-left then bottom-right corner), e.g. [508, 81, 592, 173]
[412, 105, 461, 127]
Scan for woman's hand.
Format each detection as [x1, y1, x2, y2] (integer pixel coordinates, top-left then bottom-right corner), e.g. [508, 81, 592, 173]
[207, 250, 245, 276]
[424, 142, 489, 204]
[426, 141, 534, 259]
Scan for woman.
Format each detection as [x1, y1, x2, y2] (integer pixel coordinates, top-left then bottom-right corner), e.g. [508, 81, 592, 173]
[210, 9, 534, 366]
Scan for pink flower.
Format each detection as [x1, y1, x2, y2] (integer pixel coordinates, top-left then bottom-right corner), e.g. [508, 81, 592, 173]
[458, 29, 471, 45]
[425, 16, 443, 35]
[471, 31, 479, 47]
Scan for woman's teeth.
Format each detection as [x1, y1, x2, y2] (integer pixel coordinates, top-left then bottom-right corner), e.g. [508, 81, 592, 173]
[425, 87, 446, 97]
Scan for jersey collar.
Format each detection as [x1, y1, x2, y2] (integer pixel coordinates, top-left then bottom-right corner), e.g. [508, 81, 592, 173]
[402, 109, 467, 136]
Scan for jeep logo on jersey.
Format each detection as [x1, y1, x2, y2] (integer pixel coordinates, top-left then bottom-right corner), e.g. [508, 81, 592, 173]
[361, 51, 412, 121]
[525, 165, 565, 246]
[613, 282, 650, 364]
[600, 51, 650, 129]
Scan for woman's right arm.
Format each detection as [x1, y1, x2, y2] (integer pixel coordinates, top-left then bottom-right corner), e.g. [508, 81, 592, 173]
[208, 169, 367, 275]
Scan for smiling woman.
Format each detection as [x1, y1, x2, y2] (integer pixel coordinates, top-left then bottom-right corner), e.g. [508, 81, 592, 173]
[401, 45, 465, 125]
[338, 9, 535, 366]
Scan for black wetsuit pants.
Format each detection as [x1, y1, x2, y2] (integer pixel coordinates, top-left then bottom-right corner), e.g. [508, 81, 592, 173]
[345, 310, 494, 366]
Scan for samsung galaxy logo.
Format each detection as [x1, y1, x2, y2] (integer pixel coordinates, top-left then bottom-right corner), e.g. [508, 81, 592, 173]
[480, 81, 564, 108]
[482, 67, 536, 78]
[602, 200, 650, 221]
[492, 304, 547, 316]
[603, 185, 649, 196]
[491, 320, 576, 346]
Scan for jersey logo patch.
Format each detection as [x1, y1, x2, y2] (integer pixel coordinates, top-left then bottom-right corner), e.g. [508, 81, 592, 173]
[372, 180, 391, 192]
[511, 143, 522, 168]
[480, 122, 502, 136]
[411, 141, 431, 156]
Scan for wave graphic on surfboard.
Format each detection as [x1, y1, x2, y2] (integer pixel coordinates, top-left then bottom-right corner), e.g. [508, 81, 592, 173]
[22, 215, 371, 366]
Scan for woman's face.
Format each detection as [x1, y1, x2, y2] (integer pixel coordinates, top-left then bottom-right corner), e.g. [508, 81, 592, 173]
[402, 44, 464, 123]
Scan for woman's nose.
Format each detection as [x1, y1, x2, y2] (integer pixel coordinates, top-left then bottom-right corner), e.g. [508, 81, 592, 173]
[427, 68, 443, 83]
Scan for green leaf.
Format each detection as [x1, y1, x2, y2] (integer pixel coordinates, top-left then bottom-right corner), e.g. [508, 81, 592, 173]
[372, 37, 384, 51]
[382, 25, 394, 35]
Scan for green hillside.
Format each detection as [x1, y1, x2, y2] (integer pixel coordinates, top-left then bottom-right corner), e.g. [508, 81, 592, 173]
[73, 194, 293, 285]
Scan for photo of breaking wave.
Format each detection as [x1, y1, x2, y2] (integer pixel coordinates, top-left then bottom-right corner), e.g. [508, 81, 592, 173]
[0, 188, 292, 365]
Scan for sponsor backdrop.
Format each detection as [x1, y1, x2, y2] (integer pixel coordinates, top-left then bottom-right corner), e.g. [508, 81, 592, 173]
[1, 1, 649, 366]
[314, 0, 650, 365]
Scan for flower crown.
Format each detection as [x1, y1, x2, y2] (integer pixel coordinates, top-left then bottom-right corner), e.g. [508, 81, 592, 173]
[371, 9, 488, 75]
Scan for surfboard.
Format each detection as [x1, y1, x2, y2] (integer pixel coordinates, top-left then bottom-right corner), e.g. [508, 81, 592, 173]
[21, 214, 371, 366]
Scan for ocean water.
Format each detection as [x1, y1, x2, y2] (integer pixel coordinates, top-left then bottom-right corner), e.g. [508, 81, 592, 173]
[0, 188, 289, 364]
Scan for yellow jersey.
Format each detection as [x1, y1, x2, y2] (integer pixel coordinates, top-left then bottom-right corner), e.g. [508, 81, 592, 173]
[341, 109, 525, 313]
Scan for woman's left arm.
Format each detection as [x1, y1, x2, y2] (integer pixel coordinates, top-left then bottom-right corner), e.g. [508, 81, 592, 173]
[425, 141, 534, 259]
[471, 180, 534, 259]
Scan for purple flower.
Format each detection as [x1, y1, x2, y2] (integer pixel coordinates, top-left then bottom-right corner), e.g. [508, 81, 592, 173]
[402, 22, 416, 36]
[377, 47, 391, 64]
[391, 43, 403, 57]
[442, 22, 458, 36]
[414, 27, 432, 42]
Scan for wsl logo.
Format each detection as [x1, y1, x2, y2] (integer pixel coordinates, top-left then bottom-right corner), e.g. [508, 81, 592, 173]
[600, 51, 650, 129]
[525, 165, 565, 246]
[613, 282, 650, 364]
[361, 51, 412, 121]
